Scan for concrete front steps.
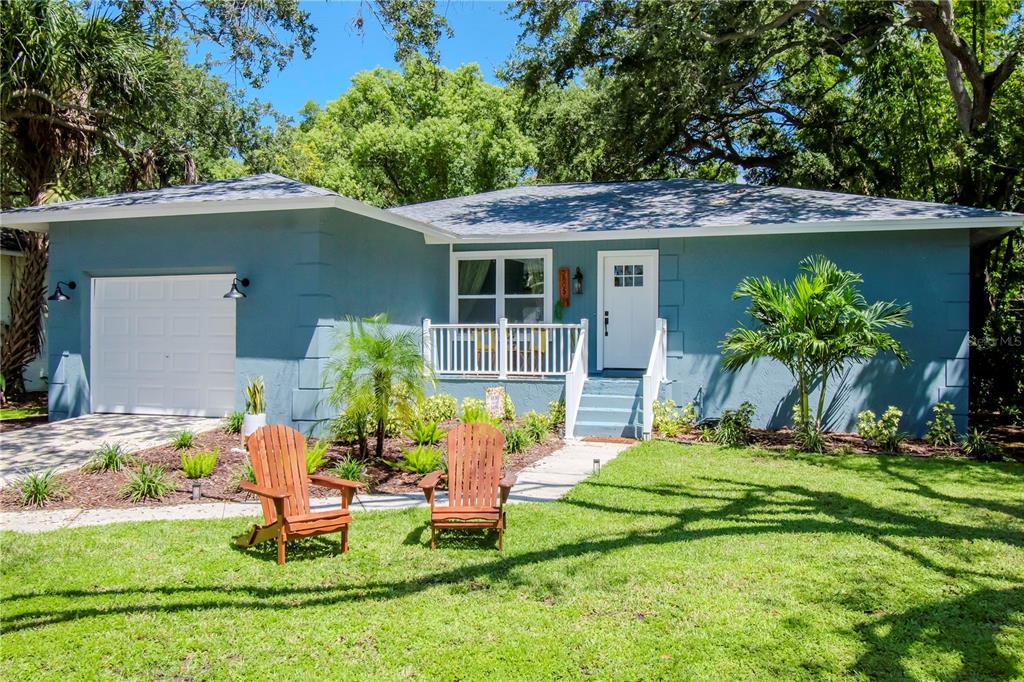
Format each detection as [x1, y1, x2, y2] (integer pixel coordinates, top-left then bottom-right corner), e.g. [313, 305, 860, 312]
[574, 377, 644, 439]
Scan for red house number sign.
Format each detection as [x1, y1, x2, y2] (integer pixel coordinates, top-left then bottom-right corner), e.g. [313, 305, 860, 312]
[558, 267, 571, 307]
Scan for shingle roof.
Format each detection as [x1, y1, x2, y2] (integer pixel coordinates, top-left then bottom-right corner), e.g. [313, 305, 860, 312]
[0, 174, 335, 217]
[388, 179, 1020, 237]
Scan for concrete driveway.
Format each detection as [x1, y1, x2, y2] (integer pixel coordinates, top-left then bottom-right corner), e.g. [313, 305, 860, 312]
[0, 414, 223, 487]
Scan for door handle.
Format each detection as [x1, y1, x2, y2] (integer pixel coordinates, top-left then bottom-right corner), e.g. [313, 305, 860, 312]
[604, 311, 609, 336]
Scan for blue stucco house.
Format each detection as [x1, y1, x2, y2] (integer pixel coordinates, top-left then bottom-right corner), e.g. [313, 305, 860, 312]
[2, 174, 1021, 438]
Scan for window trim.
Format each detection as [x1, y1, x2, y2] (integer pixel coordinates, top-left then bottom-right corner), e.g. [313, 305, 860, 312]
[450, 249, 553, 323]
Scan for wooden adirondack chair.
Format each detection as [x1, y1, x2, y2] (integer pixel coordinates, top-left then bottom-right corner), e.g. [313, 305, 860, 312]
[419, 422, 517, 550]
[235, 424, 365, 565]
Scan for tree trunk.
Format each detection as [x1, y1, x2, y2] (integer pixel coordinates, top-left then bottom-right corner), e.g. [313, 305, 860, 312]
[376, 419, 386, 459]
[0, 230, 48, 396]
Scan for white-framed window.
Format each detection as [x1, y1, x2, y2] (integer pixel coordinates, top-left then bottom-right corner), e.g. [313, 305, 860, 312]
[450, 249, 553, 323]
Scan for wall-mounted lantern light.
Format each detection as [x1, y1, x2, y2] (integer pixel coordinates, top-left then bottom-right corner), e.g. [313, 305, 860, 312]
[48, 280, 76, 302]
[223, 277, 249, 299]
[572, 267, 584, 295]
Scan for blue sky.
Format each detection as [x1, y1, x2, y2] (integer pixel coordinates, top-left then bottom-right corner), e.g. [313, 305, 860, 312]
[203, 1, 523, 119]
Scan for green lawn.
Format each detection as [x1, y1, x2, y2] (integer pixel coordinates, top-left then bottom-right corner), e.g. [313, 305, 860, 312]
[3, 442, 1023, 681]
[0, 406, 46, 420]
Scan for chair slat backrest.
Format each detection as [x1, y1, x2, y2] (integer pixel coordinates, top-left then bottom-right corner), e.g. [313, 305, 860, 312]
[446, 422, 504, 509]
[246, 424, 311, 523]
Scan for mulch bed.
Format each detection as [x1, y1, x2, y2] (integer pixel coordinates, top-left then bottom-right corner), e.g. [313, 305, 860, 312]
[1, 419, 564, 511]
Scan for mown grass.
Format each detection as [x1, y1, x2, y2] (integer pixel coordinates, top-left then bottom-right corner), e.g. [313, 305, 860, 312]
[0, 406, 46, 420]
[2, 442, 1023, 680]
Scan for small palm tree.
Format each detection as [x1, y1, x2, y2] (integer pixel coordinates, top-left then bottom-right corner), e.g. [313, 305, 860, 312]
[325, 314, 432, 459]
[721, 255, 911, 430]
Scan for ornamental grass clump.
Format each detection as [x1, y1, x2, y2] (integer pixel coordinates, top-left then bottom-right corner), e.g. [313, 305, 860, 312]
[19, 469, 68, 507]
[83, 442, 132, 472]
[960, 429, 1002, 461]
[502, 424, 533, 454]
[180, 448, 218, 478]
[120, 463, 173, 502]
[460, 399, 500, 426]
[331, 455, 368, 485]
[305, 440, 330, 474]
[171, 430, 196, 450]
[225, 411, 245, 434]
[522, 411, 552, 443]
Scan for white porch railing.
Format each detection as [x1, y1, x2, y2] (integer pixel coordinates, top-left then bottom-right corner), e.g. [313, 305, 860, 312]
[564, 319, 589, 439]
[642, 318, 669, 440]
[422, 318, 586, 379]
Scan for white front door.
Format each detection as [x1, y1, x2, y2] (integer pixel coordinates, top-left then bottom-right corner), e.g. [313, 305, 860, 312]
[599, 251, 658, 369]
[91, 274, 237, 416]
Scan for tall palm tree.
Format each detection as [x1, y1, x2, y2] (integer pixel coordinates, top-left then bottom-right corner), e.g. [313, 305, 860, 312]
[721, 255, 912, 429]
[325, 314, 431, 459]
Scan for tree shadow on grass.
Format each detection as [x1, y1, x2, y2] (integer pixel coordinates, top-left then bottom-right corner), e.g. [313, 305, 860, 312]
[4, 470, 1023, 677]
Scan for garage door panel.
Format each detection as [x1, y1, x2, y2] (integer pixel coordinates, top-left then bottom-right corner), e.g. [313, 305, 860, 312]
[92, 274, 236, 416]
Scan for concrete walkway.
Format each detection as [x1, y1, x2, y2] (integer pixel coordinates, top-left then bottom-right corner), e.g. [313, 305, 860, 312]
[0, 440, 630, 533]
[0, 414, 223, 487]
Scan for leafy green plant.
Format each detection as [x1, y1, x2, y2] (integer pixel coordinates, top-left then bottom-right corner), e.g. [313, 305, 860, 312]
[924, 401, 958, 446]
[331, 455, 368, 484]
[396, 445, 444, 473]
[502, 424, 533, 454]
[523, 411, 551, 443]
[418, 393, 457, 423]
[19, 469, 68, 507]
[83, 442, 132, 472]
[857, 406, 908, 452]
[244, 376, 266, 414]
[713, 402, 756, 447]
[233, 461, 257, 491]
[461, 399, 500, 426]
[960, 429, 1002, 461]
[225, 411, 245, 434]
[722, 255, 911, 431]
[324, 313, 430, 459]
[502, 393, 516, 421]
[548, 399, 566, 427]
[171, 430, 196, 450]
[407, 418, 445, 445]
[305, 439, 331, 474]
[120, 463, 173, 502]
[652, 399, 697, 437]
[790, 404, 825, 453]
[180, 448, 217, 478]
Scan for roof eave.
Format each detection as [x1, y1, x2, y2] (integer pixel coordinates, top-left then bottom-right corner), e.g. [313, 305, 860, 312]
[437, 215, 1024, 244]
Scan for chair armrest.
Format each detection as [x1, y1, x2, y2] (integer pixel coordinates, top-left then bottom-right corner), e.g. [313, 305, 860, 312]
[499, 473, 517, 505]
[308, 474, 366, 491]
[239, 482, 288, 499]
[419, 471, 444, 506]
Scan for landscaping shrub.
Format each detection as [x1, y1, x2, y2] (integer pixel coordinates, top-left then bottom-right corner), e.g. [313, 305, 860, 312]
[331, 455, 368, 484]
[120, 464, 173, 502]
[171, 430, 196, 450]
[396, 445, 444, 473]
[857, 406, 908, 452]
[418, 393, 457, 423]
[548, 399, 565, 427]
[305, 440, 331, 474]
[652, 399, 697, 437]
[713, 401, 756, 447]
[503, 393, 516, 421]
[225, 411, 245, 434]
[960, 429, 1002, 461]
[523, 411, 551, 443]
[180, 448, 218, 478]
[924, 401, 958, 446]
[502, 424, 533, 454]
[407, 418, 445, 445]
[83, 442, 132, 472]
[19, 469, 68, 507]
[461, 399, 499, 426]
[244, 376, 266, 414]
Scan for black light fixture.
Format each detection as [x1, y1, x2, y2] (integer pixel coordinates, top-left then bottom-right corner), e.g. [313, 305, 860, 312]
[48, 280, 76, 302]
[572, 267, 584, 295]
[223, 277, 249, 299]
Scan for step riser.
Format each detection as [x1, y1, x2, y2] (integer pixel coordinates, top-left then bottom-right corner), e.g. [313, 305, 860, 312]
[577, 407, 642, 425]
[582, 380, 643, 396]
[579, 394, 641, 410]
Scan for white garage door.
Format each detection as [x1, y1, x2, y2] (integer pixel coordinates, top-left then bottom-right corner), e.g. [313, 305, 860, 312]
[91, 274, 236, 416]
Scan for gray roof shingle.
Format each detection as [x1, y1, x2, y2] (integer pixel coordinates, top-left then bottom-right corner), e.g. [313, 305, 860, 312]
[388, 179, 1020, 237]
[1, 174, 335, 217]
